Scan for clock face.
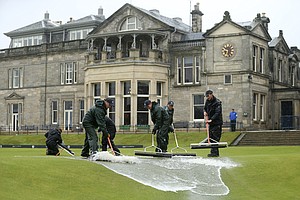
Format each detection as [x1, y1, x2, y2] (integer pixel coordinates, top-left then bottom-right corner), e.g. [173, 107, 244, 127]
[222, 43, 234, 57]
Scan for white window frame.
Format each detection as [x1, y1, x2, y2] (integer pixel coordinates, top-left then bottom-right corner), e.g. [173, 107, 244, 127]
[79, 100, 84, 124]
[69, 29, 93, 40]
[278, 60, 282, 82]
[183, 56, 193, 84]
[177, 57, 182, 84]
[253, 93, 258, 121]
[260, 94, 265, 121]
[259, 48, 265, 73]
[224, 74, 232, 84]
[253, 45, 258, 72]
[9, 68, 23, 89]
[119, 16, 140, 31]
[195, 56, 200, 84]
[93, 82, 101, 101]
[52, 101, 58, 124]
[193, 94, 205, 121]
[60, 62, 78, 85]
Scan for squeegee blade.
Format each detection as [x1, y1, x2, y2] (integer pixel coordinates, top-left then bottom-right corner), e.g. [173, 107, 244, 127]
[171, 152, 197, 156]
[190, 142, 228, 149]
[134, 150, 173, 158]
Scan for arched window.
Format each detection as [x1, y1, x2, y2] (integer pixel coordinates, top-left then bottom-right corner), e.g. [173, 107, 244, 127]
[119, 16, 141, 31]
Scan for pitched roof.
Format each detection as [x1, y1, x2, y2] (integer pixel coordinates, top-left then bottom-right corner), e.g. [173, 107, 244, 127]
[134, 5, 191, 32]
[5, 20, 59, 36]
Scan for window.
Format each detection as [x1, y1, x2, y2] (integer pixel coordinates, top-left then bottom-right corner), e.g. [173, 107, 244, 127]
[108, 82, 116, 96]
[69, 29, 93, 40]
[183, 56, 193, 84]
[137, 81, 149, 125]
[177, 55, 201, 85]
[259, 48, 265, 73]
[12, 35, 42, 47]
[195, 56, 200, 83]
[123, 81, 131, 125]
[156, 82, 163, 105]
[64, 101, 73, 130]
[52, 101, 58, 124]
[107, 82, 116, 122]
[278, 60, 282, 82]
[8, 68, 23, 89]
[119, 16, 141, 31]
[252, 45, 258, 71]
[93, 83, 101, 100]
[290, 66, 295, 86]
[79, 100, 84, 124]
[60, 62, 78, 85]
[156, 82, 162, 96]
[253, 93, 258, 120]
[224, 74, 232, 84]
[193, 94, 205, 121]
[177, 57, 182, 84]
[260, 94, 265, 121]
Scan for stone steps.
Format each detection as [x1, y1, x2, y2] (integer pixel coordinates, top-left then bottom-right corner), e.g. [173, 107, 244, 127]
[232, 130, 300, 146]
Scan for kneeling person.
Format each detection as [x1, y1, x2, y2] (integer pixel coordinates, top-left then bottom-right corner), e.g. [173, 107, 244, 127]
[45, 128, 62, 156]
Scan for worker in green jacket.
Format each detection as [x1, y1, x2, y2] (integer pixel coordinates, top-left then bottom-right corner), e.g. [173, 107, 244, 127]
[144, 100, 170, 152]
[81, 98, 114, 158]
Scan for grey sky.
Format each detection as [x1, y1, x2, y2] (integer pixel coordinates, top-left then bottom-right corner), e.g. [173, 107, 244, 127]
[0, 0, 299, 49]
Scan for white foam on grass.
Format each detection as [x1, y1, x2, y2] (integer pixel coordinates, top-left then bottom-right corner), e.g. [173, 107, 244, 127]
[91, 151, 140, 164]
[94, 156, 239, 196]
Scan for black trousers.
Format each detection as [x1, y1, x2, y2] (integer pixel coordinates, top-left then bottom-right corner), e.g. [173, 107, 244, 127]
[46, 141, 59, 155]
[209, 125, 222, 155]
[230, 120, 236, 131]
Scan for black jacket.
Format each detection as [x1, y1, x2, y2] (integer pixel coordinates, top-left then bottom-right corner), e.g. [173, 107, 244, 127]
[45, 129, 62, 146]
[163, 105, 174, 125]
[204, 96, 223, 126]
[151, 102, 169, 129]
[83, 100, 108, 135]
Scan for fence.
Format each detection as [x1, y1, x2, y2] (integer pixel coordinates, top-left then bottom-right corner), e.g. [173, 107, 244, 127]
[0, 121, 245, 135]
[281, 115, 300, 130]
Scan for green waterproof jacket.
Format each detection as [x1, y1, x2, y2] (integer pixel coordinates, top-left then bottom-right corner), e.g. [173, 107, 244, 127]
[163, 105, 174, 125]
[150, 102, 169, 130]
[82, 100, 108, 135]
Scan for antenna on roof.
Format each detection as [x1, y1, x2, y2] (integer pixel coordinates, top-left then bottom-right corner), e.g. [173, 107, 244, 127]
[189, 0, 192, 27]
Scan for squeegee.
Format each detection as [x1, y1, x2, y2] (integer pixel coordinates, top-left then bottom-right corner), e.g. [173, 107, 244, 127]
[190, 122, 228, 149]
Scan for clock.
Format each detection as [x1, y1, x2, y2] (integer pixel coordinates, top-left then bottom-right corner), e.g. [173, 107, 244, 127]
[222, 43, 234, 57]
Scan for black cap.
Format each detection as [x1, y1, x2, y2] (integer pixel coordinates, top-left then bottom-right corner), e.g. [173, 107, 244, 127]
[205, 89, 213, 97]
[168, 101, 174, 106]
[104, 98, 114, 106]
[144, 100, 152, 108]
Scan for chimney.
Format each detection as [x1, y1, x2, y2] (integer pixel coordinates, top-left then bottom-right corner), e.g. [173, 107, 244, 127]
[173, 17, 182, 22]
[44, 11, 50, 21]
[279, 30, 283, 36]
[98, 6, 103, 15]
[190, 3, 204, 33]
[261, 12, 270, 31]
[149, 9, 160, 15]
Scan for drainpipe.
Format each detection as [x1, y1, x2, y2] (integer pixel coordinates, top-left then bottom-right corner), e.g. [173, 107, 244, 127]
[44, 44, 48, 127]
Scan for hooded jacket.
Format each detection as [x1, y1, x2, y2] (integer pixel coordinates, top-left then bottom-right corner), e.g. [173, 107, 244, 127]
[150, 102, 169, 129]
[45, 128, 62, 146]
[204, 96, 223, 126]
[83, 100, 108, 134]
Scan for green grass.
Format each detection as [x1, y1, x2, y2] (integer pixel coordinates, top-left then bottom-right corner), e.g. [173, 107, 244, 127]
[1, 132, 300, 200]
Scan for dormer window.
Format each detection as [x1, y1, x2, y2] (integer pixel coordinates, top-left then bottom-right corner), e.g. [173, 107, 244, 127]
[119, 16, 141, 31]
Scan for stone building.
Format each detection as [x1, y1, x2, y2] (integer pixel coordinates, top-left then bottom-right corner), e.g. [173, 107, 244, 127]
[0, 3, 299, 131]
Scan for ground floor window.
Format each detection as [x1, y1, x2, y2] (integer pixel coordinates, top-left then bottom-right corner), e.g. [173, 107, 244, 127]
[193, 94, 205, 121]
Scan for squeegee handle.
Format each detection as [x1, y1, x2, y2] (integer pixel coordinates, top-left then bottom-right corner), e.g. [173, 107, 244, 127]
[107, 135, 115, 156]
[206, 122, 210, 144]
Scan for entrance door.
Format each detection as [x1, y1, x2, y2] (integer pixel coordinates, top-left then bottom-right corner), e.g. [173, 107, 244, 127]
[64, 101, 73, 131]
[281, 101, 293, 129]
[12, 104, 19, 131]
